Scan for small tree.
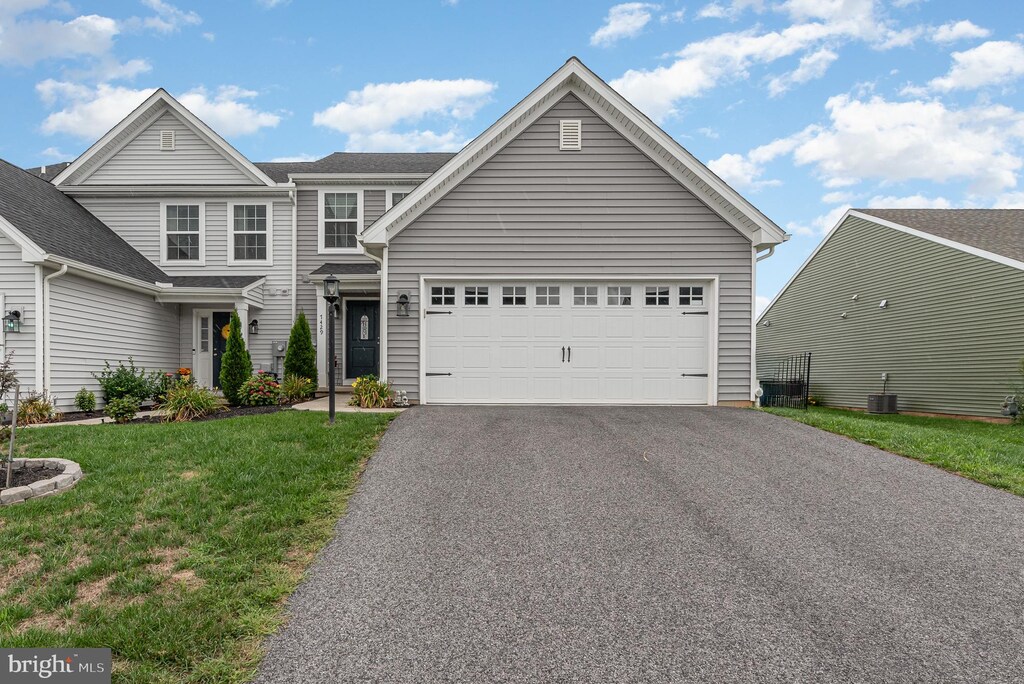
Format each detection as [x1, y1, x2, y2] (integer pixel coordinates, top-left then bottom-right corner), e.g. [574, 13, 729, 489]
[284, 311, 318, 385]
[219, 310, 252, 405]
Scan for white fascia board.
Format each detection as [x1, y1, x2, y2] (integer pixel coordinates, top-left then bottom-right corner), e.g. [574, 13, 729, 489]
[848, 210, 1024, 273]
[288, 173, 432, 183]
[60, 185, 293, 198]
[54, 89, 277, 187]
[45, 257, 163, 295]
[0, 214, 47, 262]
[362, 57, 787, 248]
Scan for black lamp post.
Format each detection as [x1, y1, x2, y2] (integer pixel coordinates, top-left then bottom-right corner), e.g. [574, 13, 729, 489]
[322, 275, 340, 424]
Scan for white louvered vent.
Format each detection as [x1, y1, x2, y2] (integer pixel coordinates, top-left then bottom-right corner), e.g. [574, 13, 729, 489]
[159, 130, 175, 151]
[559, 119, 582, 151]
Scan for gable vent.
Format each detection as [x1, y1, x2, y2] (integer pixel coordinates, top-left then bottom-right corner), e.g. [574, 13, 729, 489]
[559, 119, 582, 151]
[159, 130, 175, 151]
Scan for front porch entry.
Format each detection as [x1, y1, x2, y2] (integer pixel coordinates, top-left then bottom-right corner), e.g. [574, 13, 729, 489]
[193, 306, 254, 389]
[313, 275, 382, 389]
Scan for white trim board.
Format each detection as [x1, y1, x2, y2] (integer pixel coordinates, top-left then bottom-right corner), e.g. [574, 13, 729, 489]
[361, 57, 786, 250]
[756, 209, 1024, 325]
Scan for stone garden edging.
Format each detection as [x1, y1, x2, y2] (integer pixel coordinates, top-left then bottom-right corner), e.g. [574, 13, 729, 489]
[0, 458, 83, 505]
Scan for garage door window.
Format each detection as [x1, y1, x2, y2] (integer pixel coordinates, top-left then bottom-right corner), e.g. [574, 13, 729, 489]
[465, 286, 489, 305]
[645, 286, 670, 306]
[535, 285, 560, 306]
[573, 286, 598, 306]
[679, 286, 704, 306]
[607, 285, 632, 306]
[502, 286, 526, 306]
[431, 286, 455, 306]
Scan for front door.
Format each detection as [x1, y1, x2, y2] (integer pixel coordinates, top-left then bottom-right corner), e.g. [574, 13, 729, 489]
[345, 300, 379, 379]
[212, 311, 232, 388]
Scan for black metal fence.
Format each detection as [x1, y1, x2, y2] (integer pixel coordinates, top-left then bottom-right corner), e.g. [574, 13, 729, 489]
[759, 352, 812, 409]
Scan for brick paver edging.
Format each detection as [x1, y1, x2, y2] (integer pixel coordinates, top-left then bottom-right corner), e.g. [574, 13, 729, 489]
[1, 458, 83, 505]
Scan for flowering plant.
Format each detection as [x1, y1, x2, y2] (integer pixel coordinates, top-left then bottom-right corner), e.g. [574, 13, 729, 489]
[239, 371, 282, 406]
[350, 374, 393, 409]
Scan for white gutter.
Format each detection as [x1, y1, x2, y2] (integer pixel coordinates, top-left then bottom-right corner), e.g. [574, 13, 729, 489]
[33, 267, 43, 391]
[42, 264, 68, 393]
[380, 246, 388, 381]
[756, 245, 775, 262]
[290, 187, 298, 321]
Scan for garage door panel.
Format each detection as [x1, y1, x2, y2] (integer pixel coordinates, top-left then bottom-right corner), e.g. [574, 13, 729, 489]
[424, 281, 711, 405]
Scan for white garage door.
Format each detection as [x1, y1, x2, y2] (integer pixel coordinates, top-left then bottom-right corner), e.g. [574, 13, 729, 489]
[423, 281, 712, 404]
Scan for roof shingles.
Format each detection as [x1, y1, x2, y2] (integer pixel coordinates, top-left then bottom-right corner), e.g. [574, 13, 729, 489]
[857, 209, 1024, 264]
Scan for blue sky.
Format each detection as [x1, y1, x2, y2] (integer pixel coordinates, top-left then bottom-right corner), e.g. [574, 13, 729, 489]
[2, 0, 1023, 308]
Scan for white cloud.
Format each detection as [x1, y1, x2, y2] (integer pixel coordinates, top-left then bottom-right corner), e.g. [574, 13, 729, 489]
[697, 126, 719, 138]
[767, 47, 838, 96]
[38, 81, 280, 139]
[178, 86, 282, 136]
[40, 146, 68, 160]
[313, 78, 495, 152]
[697, 0, 764, 21]
[928, 41, 1024, 91]
[993, 192, 1024, 208]
[786, 204, 851, 236]
[660, 9, 685, 24]
[268, 153, 320, 162]
[756, 295, 771, 315]
[866, 194, 952, 208]
[135, 0, 201, 33]
[590, 3, 658, 47]
[0, 13, 119, 65]
[821, 190, 855, 203]
[202, 31, 215, 41]
[931, 20, 990, 44]
[708, 153, 767, 189]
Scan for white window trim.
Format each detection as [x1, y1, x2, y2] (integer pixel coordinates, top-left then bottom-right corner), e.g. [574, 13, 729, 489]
[227, 201, 273, 267]
[386, 187, 416, 211]
[159, 200, 206, 267]
[318, 188, 364, 255]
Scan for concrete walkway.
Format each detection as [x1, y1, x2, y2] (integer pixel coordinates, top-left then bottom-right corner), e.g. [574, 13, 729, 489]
[254, 406, 1024, 683]
[292, 394, 406, 414]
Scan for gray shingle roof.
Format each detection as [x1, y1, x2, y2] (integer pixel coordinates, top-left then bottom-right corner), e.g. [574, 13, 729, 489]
[255, 152, 456, 182]
[857, 209, 1024, 264]
[23, 162, 72, 182]
[0, 159, 167, 283]
[167, 275, 264, 288]
[310, 263, 380, 276]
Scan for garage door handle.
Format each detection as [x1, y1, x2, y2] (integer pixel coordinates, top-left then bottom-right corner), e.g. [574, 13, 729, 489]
[681, 311, 709, 316]
[561, 346, 565, 362]
[567, 346, 571, 362]
[681, 373, 708, 377]
[425, 311, 453, 315]
[426, 372, 452, 377]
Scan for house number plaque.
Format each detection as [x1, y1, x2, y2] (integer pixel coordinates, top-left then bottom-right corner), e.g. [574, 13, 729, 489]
[360, 315, 369, 340]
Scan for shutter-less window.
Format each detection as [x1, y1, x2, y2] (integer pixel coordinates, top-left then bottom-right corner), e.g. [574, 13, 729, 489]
[159, 130, 175, 151]
[559, 119, 582, 151]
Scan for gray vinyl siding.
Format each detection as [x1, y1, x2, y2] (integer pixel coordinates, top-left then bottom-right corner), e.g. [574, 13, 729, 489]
[386, 93, 754, 402]
[294, 187, 385, 341]
[48, 273, 179, 409]
[80, 197, 295, 374]
[0, 233, 38, 395]
[82, 110, 257, 185]
[757, 216, 1024, 417]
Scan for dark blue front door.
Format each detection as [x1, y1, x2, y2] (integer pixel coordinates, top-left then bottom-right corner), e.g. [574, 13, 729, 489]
[345, 300, 379, 379]
[212, 311, 231, 388]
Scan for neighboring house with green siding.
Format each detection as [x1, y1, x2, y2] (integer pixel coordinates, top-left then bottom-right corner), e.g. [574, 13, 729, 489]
[757, 209, 1024, 418]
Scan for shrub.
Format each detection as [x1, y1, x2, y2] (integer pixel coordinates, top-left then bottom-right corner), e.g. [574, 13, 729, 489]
[18, 392, 62, 425]
[349, 374, 393, 409]
[93, 358, 159, 403]
[105, 396, 139, 424]
[219, 310, 252, 406]
[74, 387, 97, 412]
[281, 373, 316, 403]
[239, 372, 282, 407]
[162, 383, 221, 422]
[0, 349, 17, 404]
[284, 312, 318, 386]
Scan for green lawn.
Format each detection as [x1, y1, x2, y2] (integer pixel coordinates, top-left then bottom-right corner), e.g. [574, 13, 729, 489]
[0, 410, 395, 683]
[762, 407, 1024, 496]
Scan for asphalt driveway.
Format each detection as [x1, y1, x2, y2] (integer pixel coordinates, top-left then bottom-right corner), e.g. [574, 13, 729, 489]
[254, 407, 1024, 683]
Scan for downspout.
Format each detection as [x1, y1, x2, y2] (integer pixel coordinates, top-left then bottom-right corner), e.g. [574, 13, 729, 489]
[755, 245, 775, 262]
[42, 264, 68, 394]
[290, 186, 298, 321]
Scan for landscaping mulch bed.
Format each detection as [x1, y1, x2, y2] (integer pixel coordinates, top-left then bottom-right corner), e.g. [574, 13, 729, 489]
[134, 404, 291, 424]
[0, 467, 54, 491]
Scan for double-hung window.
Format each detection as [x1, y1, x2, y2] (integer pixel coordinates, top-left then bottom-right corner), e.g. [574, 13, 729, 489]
[163, 203, 202, 263]
[388, 190, 411, 209]
[322, 191, 360, 251]
[230, 204, 269, 263]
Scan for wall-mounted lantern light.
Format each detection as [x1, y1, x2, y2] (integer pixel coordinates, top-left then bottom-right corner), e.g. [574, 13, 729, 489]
[3, 310, 21, 333]
[248, 319, 259, 336]
[879, 299, 888, 309]
[397, 293, 410, 317]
